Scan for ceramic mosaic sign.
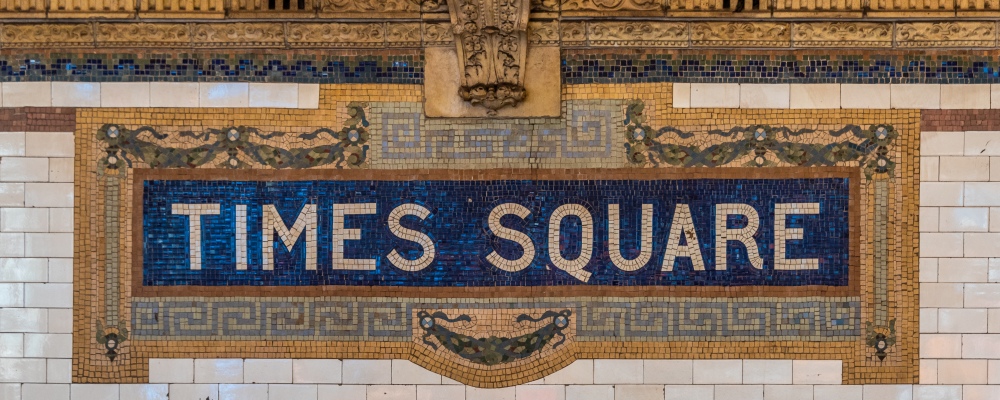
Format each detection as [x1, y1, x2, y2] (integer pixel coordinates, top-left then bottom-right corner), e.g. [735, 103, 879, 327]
[73, 85, 919, 387]
[139, 175, 853, 289]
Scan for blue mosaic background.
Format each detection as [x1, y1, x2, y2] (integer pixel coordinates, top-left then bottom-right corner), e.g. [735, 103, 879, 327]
[142, 178, 851, 287]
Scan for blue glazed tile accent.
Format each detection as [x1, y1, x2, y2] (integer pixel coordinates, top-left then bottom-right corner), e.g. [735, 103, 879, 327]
[142, 177, 851, 287]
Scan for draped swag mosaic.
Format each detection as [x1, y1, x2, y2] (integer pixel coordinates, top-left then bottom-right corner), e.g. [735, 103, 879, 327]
[60, 0, 933, 388]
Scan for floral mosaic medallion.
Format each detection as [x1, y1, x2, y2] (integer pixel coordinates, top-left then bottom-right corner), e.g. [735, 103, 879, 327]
[73, 83, 919, 386]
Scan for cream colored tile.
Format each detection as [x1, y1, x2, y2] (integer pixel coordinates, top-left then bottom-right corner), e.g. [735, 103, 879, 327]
[545, 360, 593, 384]
[939, 156, 990, 181]
[516, 386, 564, 400]
[965, 132, 1000, 156]
[416, 385, 463, 400]
[991, 360, 1000, 384]
[690, 83, 739, 108]
[913, 384, 962, 400]
[643, 360, 691, 384]
[991, 208, 1000, 231]
[966, 283, 1000, 307]
[943, 84, 991, 109]
[318, 385, 366, 400]
[739, 84, 789, 108]
[2, 82, 52, 107]
[391, 360, 440, 385]
[244, 359, 292, 384]
[790, 84, 840, 109]
[921, 207, 939, 232]
[922, 156, 939, 181]
[149, 82, 199, 107]
[939, 207, 989, 232]
[964, 384, 1000, 400]
[0, 183, 24, 207]
[298, 84, 320, 109]
[51, 82, 100, 107]
[862, 385, 912, 400]
[200, 83, 249, 108]
[120, 384, 168, 400]
[249, 83, 298, 108]
[921, 283, 965, 307]
[168, 384, 218, 400]
[991, 84, 1000, 109]
[967, 233, 1000, 257]
[715, 385, 763, 400]
[923, 131, 965, 156]
[692, 360, 741, 384]
[0, 208, 49, 233]
[220, 384, 267, 400]
[194, 359, 243, 384]
[293, 360, 341, 384]
[672, 83, 691, 108]
[967, 182, 1000, 206]
[595, 360, 644, 384]
[0, 158, 48, 182]
[24, 282, 71, 307]
[615, 385, 662, 400]
[70, 384, 119, 400]
[271, 384, 318, 400]
[342, 360, 391, 384]
[743, 360, 792, 384]
[101, 82, 150, 107]
[22, 384, 67, 399]
[921, 258, 939, 282]
[791, 360, 840, 384]
[992, 158, 1000, 181]
[938, 257, 989, 282]
[921, 333, 963, 358]
[939, 308, 988, 333]
[48, 158, 73, 183]
[921, 307, 939, 332]
[840, 84, 890, 109]
[0, 132, 25, 157]
[763, 385, 811, 400]
[919, 361, 939, 384]
[24, 183, 73, 208]
[0, 307, 45, 332]
[47, 360, 71, 384]
[891, 84, 941, 109]
[664, 385, 713, 400]
[0, 232, 24, 257]
[920, 232, 964, 257]
[25, 132, 73, 158]
[466, 387, 514, 400]
[23, 333, 70, 358]
[964, 334, 1000, 358]
[814, 385, 861, 400]
[921, 182, 965, 206]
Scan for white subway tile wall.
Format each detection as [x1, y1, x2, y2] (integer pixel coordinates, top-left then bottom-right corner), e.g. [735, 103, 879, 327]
[678, 83, 1000, 109]
[2, 104, 1000, 399]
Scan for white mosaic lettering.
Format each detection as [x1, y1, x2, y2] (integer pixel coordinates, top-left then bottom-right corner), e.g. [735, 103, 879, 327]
[608, 203, 653, 272]
[486, 203, 536, 273]
[548, 204, 594, 282]
[333, 203, 378, 270]
[774, 202, 821, 270]
[662, 203, 706, 271]
[387, 203, 436, 272]
[715, 203, 763, 270]
[262, 204, 317, 271]
[171, 203, 221, 271]
[235, 204, 247, 270]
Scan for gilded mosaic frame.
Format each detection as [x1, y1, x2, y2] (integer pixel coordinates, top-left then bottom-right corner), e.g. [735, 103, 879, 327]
[72, 83, 920, 386]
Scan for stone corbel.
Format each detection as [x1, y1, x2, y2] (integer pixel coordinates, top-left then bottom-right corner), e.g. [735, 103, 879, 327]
[447, 0, 532, 115]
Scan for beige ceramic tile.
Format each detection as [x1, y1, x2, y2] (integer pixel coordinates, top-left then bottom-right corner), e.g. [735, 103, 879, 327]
[840, 84, 890, 109]
[101, 82, 151, 108]
[789, 84, 840, 109]
[942, 84, 991, 109]
[891, 84, 941, 109]
[739, 84, 789, 109]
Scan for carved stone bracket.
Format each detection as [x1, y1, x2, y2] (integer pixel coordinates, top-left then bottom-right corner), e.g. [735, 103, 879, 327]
[447, 0, 532, 114]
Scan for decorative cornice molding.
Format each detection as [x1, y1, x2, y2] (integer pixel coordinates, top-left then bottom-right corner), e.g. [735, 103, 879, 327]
[5, 21, 1000, 49]
[447, 0, 532, 114]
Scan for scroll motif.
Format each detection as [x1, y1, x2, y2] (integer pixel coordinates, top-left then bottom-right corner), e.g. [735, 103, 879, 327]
[560, 0, 663, 11]
[320, 0, 421, 12]
[691, 22, 790, 47]
[96, 23, 191, 48]
[191, 23, 285, 48]
[448, 0, 532, 114]
[287, 23, 386, 48]
[587, 21, 688, 47]
[0, 23, 93, 48]
[896, 22, 997, 48]
[792, 22, 892, 48]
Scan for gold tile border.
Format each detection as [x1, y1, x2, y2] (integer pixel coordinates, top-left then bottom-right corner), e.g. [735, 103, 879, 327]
[72, 83, 920, 386]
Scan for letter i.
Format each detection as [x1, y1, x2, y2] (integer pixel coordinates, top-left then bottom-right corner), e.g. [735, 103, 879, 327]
[236, 205, 248, 270]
